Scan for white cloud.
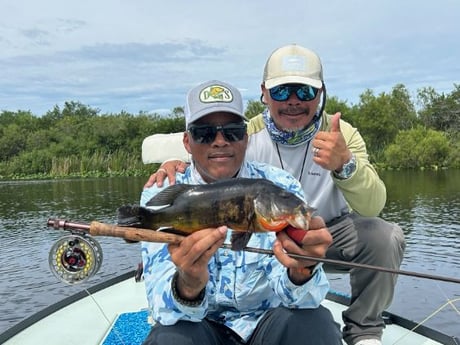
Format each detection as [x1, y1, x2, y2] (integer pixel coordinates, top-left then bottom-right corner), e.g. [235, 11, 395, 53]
[0, 0, 459, 115]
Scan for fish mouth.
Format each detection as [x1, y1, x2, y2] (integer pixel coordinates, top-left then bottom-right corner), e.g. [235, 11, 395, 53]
[257, 216, 289, 231]
[256, 213, 310, 232]
[281, 208, 312, 230]
[286, 216, 310, 230]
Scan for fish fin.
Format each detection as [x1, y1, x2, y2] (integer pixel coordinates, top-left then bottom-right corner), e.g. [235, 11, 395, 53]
[117, 204, 143, 227]
[230, 231, 252, 251]
[230, 210, 257, 250]
[158, 227, 190, 236]
[146, 184, 194, 207]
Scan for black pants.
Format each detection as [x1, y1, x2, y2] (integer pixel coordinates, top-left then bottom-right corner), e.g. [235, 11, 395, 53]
[142, 305, 342, 345]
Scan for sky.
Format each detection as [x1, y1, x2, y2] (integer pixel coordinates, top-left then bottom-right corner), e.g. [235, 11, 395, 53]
[1, 0, 459, 116]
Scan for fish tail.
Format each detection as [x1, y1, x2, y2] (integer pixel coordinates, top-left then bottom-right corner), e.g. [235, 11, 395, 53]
[117, 204, 144, 227]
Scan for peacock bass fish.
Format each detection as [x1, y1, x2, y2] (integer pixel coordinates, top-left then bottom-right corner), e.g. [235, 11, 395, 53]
[117, 178, 314, 250]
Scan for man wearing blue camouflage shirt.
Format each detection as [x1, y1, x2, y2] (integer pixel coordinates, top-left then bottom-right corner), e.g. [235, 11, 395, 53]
[141, 80, 342, 345]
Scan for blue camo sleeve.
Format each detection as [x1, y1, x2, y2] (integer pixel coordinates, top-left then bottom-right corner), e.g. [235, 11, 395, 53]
[141, 241, 208, 324]
[141, 179, 208, 324]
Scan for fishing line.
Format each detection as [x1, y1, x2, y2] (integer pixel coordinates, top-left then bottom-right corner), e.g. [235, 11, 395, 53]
[391, 297, 460, 345]
[437, 283, 460, 314]
[83, 288, 128, 345]
[391, 277, 460, 344]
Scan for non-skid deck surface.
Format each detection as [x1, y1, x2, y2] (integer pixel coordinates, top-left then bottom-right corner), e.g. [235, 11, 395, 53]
[102, 310, 151, 345]
[101, 304, 447, 345]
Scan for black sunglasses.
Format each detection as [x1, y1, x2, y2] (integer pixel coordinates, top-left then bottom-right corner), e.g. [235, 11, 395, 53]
[269, 84, 319, 102]
[188, 122, 247, 144]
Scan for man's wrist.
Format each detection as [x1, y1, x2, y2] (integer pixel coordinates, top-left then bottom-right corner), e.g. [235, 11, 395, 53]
[334, 153, 356, 179]
[288, 264, 319, 285]
[171, 271, 205, 307]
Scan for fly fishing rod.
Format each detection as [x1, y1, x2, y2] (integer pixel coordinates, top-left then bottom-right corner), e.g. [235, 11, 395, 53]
[47, 218, 460, 285]
[220, 244, 460, 284]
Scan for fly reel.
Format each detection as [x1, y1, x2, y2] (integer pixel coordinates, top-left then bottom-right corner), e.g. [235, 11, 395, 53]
[48, 233, 103, 284]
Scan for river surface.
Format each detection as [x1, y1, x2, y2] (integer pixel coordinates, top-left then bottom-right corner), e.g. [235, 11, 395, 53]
[0, 172, 459, 339]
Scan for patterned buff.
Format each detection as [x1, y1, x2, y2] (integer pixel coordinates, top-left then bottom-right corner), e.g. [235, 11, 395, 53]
[262, 109, 322, 145]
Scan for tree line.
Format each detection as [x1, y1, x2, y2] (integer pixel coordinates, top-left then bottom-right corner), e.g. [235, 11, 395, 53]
[0, 83, 458, 180]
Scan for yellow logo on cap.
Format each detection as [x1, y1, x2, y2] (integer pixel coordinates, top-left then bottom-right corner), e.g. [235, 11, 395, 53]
[199, 85, 233, 103]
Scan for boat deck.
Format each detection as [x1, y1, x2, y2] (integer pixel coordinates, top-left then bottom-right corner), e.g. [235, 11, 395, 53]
[2, 273, 147, 345]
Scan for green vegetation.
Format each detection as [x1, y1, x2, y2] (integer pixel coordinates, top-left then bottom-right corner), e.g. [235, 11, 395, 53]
[1, 84, 459, 180]
[0, 102, 185, 179]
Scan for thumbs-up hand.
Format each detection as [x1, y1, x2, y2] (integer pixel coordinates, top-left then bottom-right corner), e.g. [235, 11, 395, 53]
[330, 111, 342, 133]
[312, 112, 352, 172]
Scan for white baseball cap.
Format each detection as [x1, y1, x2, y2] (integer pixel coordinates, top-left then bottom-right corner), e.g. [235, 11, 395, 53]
[263, 44, 323, 89]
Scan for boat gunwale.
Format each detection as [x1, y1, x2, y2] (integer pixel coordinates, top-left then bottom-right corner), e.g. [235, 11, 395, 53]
[0, 271, 136, 344]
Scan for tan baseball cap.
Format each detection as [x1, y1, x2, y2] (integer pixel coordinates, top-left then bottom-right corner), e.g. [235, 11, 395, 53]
[263, 44, 323, 89]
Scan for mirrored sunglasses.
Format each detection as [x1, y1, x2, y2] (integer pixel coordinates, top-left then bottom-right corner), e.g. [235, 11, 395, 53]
[269, 84, 319, 102]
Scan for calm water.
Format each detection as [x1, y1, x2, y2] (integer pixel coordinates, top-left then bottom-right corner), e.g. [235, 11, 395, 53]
[0, 172, 459, 339]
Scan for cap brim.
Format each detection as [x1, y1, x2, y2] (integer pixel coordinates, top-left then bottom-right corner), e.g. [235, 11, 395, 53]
[265, 76, 323, 89]
[186, 106, 247, 128]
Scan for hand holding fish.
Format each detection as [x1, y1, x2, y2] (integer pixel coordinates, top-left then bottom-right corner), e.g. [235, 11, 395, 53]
[168, 226, 227, 300]
[274, 216, 332, 285]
